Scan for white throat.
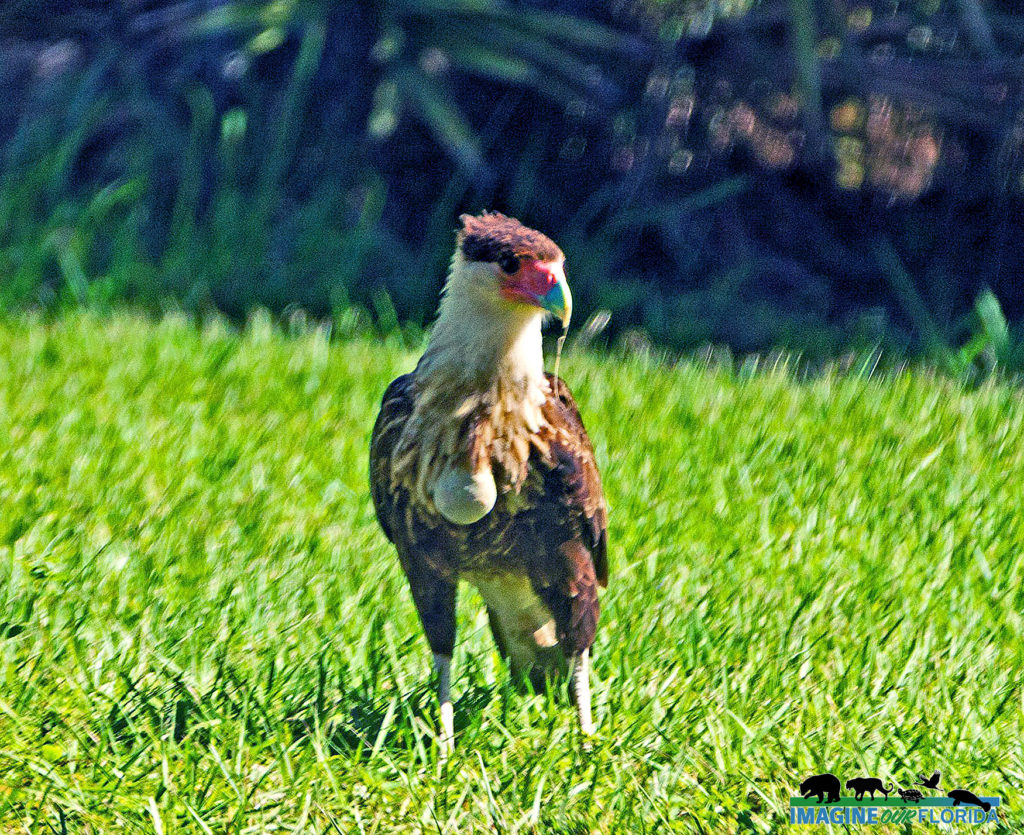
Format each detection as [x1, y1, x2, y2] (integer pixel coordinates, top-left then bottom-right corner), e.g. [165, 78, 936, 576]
[418, 256, 548, 398]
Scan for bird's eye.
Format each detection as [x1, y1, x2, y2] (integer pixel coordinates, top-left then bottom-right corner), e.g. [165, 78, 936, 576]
[498, 253, 520, 274]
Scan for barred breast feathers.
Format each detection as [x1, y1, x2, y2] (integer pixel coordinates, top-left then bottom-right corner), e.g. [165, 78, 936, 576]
[389, 361, 555, 515]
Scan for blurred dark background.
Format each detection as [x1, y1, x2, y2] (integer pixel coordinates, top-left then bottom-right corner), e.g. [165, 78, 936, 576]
[2, 0, 1023, 368]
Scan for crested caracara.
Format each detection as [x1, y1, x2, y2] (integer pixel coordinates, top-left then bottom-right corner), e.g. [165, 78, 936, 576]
[369, 212, 607, 752]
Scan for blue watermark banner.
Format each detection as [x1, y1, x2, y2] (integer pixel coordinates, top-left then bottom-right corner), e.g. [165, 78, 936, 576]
[790, 770, 1002, 826]
[789, 797, 1001, 826]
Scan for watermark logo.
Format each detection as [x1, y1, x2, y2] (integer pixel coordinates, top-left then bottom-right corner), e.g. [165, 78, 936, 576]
[790, 769, 1001, 826]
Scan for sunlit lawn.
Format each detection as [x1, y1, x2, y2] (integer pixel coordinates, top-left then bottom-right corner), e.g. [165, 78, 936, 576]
[0, 312, 1021, 832]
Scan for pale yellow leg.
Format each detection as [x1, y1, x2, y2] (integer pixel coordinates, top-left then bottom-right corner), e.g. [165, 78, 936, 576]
[433, 653, 454, 755]
[572, 648, 594, 735]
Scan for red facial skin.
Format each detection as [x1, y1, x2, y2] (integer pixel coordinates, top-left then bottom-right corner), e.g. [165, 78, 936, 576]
[499, 259, 559, 307]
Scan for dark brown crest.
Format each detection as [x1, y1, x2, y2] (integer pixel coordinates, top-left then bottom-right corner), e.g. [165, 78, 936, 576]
[458, 212, 563, 267]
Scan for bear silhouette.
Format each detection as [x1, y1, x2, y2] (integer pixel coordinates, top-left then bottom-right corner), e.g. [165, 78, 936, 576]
[948, 789, 991, 812]
[845, 777, 893, 800]
[799, 773, 841, 804]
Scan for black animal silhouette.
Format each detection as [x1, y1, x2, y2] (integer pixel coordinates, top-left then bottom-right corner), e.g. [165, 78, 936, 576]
[916, 771, 941, 790]
[898, 787, 923, 803]
[948, 789, 991, 812]
[846, 777, 894, 800]
[800, 773, 841, 804]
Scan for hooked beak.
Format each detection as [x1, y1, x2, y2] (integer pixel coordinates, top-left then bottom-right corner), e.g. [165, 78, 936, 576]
[539, 273, 572, 326]
[509, 259, 572, 326]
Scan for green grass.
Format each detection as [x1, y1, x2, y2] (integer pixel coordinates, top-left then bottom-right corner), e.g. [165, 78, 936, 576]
[0, 312, 1021, 833]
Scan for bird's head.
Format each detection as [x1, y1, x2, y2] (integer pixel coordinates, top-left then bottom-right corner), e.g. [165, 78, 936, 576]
[447, 212, 571, 327]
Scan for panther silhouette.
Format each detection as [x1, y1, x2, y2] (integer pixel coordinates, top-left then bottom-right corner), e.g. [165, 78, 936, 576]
[846, 777, 894, 800]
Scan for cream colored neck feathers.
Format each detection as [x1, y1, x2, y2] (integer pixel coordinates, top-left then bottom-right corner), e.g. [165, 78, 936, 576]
[390, 253, 552, 521]
[420, 253, 548, 396]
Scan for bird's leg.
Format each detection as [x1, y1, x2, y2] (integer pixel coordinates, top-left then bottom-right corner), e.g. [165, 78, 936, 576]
[432, 652, 454, 755]
[571, 648, 594, 736]
[399, 563, 456, 755]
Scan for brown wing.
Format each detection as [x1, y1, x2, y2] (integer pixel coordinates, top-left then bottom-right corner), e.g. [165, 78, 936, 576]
[370, 373, 459, 656]
[543, 373, 608, 588]
[369, 373, 415, 544]
[521, 374, 608, 656]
